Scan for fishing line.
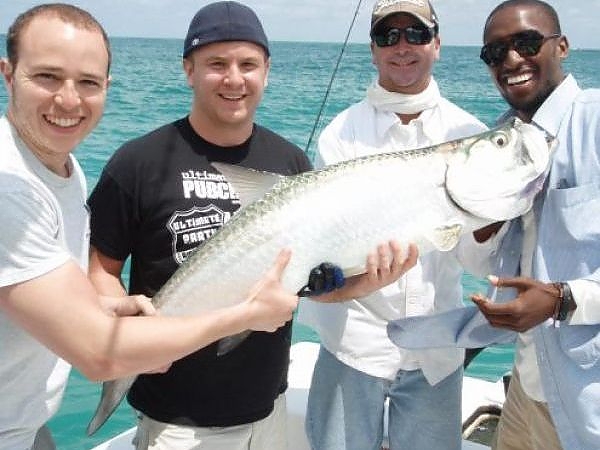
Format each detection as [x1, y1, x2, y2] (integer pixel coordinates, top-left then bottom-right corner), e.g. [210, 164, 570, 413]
[305, 0, 365, 156]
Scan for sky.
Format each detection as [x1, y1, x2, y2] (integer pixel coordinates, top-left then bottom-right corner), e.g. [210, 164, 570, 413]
[1, 0, 600, 49]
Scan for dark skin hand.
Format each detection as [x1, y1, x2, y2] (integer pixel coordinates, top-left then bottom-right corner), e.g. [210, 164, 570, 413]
[471, 275, 560, 332]
[473, 221, 505, 243]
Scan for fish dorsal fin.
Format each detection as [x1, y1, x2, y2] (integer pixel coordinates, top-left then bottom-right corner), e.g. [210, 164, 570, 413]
[425, 223, 464, 251]
[211, 162, 285, 208]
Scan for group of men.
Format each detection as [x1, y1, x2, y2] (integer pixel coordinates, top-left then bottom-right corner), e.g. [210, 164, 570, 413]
[0, 1, 598, 450]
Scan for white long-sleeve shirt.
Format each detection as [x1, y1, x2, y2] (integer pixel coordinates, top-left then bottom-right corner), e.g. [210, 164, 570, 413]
[299, 96, 498, 385]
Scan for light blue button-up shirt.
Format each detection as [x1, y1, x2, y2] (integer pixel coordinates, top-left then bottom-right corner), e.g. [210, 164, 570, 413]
[387, 75, 600, 450]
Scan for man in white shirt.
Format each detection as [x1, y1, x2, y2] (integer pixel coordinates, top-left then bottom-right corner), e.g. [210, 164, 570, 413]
[298, 1, 499, 449]
[0, 4, 312, 449]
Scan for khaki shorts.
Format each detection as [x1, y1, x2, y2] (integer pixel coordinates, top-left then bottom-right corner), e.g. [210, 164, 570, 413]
[133, 393, 287, 450]
[493, 370, 562, 450]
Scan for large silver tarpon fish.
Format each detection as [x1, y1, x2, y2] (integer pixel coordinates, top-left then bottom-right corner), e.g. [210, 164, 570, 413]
[87, 118, 554, 435]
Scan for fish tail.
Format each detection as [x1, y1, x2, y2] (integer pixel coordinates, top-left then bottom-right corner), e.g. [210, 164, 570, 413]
[86, 376, 136, 435]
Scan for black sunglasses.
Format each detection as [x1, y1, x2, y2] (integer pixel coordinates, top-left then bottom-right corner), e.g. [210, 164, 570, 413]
[372, 25, 436, 47]
[480, 30, 561, 66]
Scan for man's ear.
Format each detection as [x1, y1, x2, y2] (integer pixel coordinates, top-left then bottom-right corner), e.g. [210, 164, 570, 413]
[370, 41, 376, 65]
[0, 58, 14, 86]
[557, 35, 569, 60]
[182, 57, 194, 88]
[433, 35, 441, 61]
[264, 56, 270, 88]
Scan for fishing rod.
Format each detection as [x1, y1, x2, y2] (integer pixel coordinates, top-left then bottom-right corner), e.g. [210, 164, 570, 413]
[305, 0, 365, 154]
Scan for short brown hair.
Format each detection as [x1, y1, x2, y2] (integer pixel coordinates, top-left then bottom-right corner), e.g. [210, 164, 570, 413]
[6, 3, 112, 74]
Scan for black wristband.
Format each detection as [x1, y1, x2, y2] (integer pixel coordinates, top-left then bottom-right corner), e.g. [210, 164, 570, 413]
[557, 282, 576, 321]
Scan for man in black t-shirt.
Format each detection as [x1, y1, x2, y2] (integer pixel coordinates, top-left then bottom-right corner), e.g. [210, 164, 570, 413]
[88, 2, 415, 449]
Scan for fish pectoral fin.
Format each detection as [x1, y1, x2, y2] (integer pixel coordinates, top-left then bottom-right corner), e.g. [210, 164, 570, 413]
[211, 162, 285, 208]
[425, 223, 463, 251]
[217, 330, 253, 356]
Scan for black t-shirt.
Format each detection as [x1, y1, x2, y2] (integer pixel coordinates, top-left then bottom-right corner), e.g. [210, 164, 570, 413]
[88, 117, 312, 426]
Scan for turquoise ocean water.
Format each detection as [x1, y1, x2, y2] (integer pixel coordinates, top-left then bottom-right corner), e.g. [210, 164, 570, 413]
[1, 37, 599, 449]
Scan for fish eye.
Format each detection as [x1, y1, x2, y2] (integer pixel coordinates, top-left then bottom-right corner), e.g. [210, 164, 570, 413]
[491, 131, 509, 148]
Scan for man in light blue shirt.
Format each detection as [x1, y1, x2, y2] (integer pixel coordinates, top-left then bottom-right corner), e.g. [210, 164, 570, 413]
[387, 1, 600, 449]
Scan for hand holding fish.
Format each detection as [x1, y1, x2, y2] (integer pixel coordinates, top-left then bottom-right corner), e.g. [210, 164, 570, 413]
[100, 295, 156, 317]
[98, 295, 172, 374]
[313, 241, 419, 303]
[243, 249, 299, 332]
[471, 275, 559, 332]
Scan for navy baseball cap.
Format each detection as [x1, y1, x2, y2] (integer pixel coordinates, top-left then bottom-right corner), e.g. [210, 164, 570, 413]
[183, 1, 270, 58]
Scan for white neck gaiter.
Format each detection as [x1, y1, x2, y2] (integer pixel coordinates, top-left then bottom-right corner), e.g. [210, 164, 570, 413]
[366, 78, 441, 115]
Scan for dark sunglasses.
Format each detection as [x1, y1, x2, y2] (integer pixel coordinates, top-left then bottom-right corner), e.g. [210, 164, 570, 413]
[480, 30, 561, 66]
[372, 25, 436, 47]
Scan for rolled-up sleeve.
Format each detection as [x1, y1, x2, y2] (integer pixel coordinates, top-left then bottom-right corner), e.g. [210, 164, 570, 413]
[568, 279, 600, 324]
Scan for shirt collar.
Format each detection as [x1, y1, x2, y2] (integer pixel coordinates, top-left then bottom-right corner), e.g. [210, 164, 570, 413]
[374, 107, 442, 143]
[499, 74, 581, 137]
[532, 74, 581, 138]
